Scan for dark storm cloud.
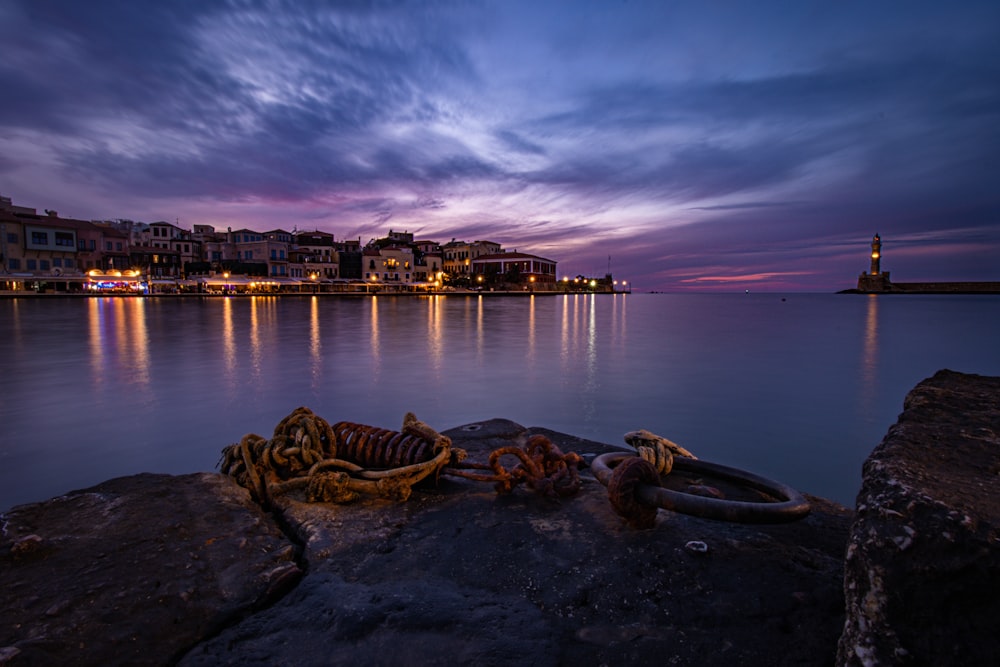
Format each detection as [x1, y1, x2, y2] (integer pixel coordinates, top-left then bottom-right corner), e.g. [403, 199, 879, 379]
[2, 0, 488, 199]
[521, 52, 1000, 209]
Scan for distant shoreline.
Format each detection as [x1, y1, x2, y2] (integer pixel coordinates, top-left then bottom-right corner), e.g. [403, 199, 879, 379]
[0, 289, 628, 299]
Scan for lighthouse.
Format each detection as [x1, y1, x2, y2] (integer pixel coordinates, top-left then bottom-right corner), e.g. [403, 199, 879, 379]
[857, 233, 890, 292]
[870, 233, 881, 275]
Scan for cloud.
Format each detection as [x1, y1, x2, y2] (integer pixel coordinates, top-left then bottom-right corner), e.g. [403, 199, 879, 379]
[2, 0, 999, 290]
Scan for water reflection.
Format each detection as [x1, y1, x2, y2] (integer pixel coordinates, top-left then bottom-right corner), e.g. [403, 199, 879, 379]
[128, 299, 150, 389]
[249, 297, 262, 382]
[88, 298, 105, 385]
[527, 295, 536, 362]
[222, 297, 235, 384]
[427, 295, 444, 374]
[860, 295, 880, 409]
[310, 296, 322, 392]
[611, 293, 627, 352]
[85, 298, 151, 395]
[583, 294, 598, 421]
[370, 297, 381, 379]
[476, 295, 485, 365]
[5, 293, 996, 511]
[9, 299, 23, 356]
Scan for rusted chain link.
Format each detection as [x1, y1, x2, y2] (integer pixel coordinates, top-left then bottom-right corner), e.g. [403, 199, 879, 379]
[594, 430, 811, 527]
[442, 434, 583, 497]
[219, 409, 583, 505]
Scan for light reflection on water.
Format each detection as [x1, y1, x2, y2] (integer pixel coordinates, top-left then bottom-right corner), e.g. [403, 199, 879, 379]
[1, 293, 998, 510]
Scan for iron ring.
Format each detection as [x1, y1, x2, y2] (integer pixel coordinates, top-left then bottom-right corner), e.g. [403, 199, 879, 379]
[591, 452, 811, 523]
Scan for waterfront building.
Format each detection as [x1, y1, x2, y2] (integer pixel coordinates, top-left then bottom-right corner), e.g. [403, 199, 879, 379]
[363, 244, 416, 284]
[415, 249, 444, 285]
[1, 200, 133, 291]
[149, 221, 200, 273]
[471, 251, 558, 286]
[130, 244, 181, 279]
[337, 238, 363, 281]
[1, 194, 563, 294]
[386, 229, 414, 244]
[294, 231, 340, 281]
[443, 239, 502, 278]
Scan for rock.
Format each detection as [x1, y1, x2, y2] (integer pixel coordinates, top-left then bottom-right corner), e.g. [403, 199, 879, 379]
[0, 473, 299, 666]
[1, 419, 853, 666]
[183, 419, 851, 667]
[837, 370, 1000, 666]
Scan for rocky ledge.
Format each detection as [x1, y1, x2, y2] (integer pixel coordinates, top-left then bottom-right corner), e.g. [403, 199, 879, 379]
[2, 370, 998, 666]
[838, 369, 1000, 665]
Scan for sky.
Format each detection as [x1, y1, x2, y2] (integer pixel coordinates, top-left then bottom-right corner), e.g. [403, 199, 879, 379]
[1, 1, 998, 292]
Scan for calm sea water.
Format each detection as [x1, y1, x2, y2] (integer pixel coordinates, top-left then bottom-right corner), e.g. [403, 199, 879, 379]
[2, 293, 998, 510]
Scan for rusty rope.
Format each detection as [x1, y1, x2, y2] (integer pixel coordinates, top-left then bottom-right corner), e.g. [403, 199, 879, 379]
[219, 408, 461, 506]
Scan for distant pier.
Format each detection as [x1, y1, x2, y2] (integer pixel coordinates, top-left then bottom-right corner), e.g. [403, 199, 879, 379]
[842, 233, 1000, 294]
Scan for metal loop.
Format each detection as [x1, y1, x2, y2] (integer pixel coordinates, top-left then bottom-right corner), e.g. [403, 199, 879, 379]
[592, 452, 811, 524]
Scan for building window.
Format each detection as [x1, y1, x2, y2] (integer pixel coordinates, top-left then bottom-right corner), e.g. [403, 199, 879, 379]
[40, 260, 50, 270]
[8, 258, 20, 270]
[53, 258, 63, 267]
[6, 233, 17, 244]
[116, 242, 123, 251]
[55, 232, 74, 247]
[89, 240, 96, 250]
[106, 241, 113, 251]
[27, 259, 37, 270]
[65, 258, 75, 268]
[31, 231, 48, 245]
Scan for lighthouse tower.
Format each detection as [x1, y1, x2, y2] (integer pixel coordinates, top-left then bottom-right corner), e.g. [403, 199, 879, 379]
[857, 233, 890, 292]
[870, 233, 881, 275]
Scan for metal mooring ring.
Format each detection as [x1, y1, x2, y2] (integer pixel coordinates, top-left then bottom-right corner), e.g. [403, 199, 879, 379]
[591, 452, 811, 523]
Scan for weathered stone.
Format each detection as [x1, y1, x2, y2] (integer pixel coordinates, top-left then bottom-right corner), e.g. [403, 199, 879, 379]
[0, 473, 299, 666]
[1, 419, 854, 666]
[837, 370, 1000, 666]
[182, 419, 851, 667]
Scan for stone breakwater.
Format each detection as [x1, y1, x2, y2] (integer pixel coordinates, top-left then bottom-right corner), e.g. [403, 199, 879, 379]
[2, 369, 998, 666]
[837, 369, 1000, 665]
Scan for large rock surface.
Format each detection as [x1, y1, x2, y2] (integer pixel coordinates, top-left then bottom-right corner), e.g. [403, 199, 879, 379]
[3, 420, 852, 666]
[0, 473, 299, 666]
[838, 370, 1000, 666]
